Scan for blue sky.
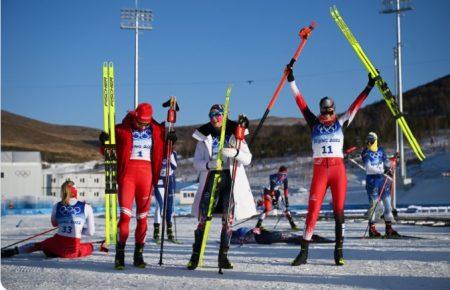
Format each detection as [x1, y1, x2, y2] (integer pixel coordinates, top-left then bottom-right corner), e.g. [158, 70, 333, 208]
[2, 0, 450, 128]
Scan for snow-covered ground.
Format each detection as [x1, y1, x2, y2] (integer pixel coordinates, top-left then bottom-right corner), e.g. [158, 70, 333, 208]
[2, 214, 450, 289]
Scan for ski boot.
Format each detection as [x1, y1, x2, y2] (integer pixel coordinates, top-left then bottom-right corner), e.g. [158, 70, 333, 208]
[1, 246, 19, 258]
[287, 215, 300, 232]
[291, 239, 309, 266]
[255, 219, 263, 229]
[385, 222, 400, 238]
[167, 222, 176, 242]
[153, 223, 160, 243]
[369, 223, 382, 238]
[133, 243, 146, 268]
[187, 229, 203, 270]
[114, 242, 125, 270]
[334, 240, 345, 266]
[218, 246, 234, 269]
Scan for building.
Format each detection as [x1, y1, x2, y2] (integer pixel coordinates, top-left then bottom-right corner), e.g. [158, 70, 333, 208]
[43, 171, 104, 204]
[179, 183, 197, 205]
[1, 151, 43, 199]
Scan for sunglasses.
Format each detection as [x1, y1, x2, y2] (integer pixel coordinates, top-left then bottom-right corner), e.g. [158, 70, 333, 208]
[209, 111, 223, 119]
[136, 120, 151, 127]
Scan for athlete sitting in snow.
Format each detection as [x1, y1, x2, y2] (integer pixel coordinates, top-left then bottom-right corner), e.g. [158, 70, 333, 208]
[362, 132, 399, 238]
[1, 180, 99, 259]
[231, 227, 333, 245]
[255, 166, 298, 230]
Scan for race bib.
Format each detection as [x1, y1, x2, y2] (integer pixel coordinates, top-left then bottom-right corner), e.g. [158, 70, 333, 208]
[131, 128, 152, 161]
[311, 122, 344, 158]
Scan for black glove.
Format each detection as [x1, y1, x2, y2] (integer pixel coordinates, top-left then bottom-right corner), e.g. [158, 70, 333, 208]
[286, 66, 295, 82]
[384, 167, 393, 177]
[284, 197, 289, 208]
[99, 131, 109, 145]
[167, 131, 177, 144]
[367, 72, 377, 88]
[238, 114, 250, 129]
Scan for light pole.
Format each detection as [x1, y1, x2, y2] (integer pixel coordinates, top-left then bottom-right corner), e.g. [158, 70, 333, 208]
[121, 0, 153, 109]
[381, 0, 413, 186]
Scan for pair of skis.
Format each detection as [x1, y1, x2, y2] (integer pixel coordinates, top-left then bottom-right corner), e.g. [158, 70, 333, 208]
[102, 62, 118, 245]
[330, 6, 425, 161]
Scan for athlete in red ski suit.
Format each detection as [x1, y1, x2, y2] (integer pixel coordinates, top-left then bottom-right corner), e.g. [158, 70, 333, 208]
[101, 103, 166, 269]
[287, 67, 376, 266]
[1, 181, 97, 259]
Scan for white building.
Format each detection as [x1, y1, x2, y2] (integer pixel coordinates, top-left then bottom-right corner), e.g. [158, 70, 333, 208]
[43, 171, 104, 204]
[1, 151, 43, 199]
[179, 183, 197, 205]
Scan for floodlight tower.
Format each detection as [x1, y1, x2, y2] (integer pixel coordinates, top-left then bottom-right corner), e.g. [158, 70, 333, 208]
[121, 0, 153, 109]
[381, 0, 413, 186]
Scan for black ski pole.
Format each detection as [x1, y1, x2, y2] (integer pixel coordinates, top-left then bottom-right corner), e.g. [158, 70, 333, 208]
[159, 96, 178, 266]
[219, 114, 247, 275]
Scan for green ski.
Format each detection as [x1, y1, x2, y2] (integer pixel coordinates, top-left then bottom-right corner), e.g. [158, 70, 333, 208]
[198, 85, 232, 267]
[330, 5, 425, 161]
[102, 61, 118, 245]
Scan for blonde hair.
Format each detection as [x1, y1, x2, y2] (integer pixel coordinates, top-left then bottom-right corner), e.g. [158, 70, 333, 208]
[60, 180, 75, 205]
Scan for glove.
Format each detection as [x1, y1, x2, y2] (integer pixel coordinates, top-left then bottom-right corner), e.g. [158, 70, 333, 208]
[272, 198, 278, 206]
[166, 131, 177, 143]
[384, 168, 393, 177]
[206, 159, 219, 170]
[284, 197, 289, 208]
[222, 148, 238, 158]
[99, 131, 109, 145]
[367, 71, 377, 88]
[237, 114, 250, 129]
[286, 66, 295, 82]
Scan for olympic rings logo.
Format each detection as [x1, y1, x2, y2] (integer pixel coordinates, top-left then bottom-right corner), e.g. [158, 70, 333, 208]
[15, 170, 31, 178]
[318, 123, 338, 134]
[59, 205, 81, 216]
[369, 152, 383, 159]
[132, 128, 151, 140]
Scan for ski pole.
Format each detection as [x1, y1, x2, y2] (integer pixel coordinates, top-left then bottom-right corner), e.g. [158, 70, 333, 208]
[174, 215, 178, 241]
[219, 114, 247, 275]
[1, 227, 58, 250]
[273, 197, 288, 230]
[250, 21, 316, 146]
[159, 96, 178, 266]
[232, 206, 278, 228]
[361, 160, 397, 239]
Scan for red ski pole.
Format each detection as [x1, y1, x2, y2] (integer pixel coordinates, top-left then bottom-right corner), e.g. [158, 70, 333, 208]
[159, 96, 178, 266]
[250, 21, 317, 146]
[219, 114, 247, 275]
[1, 227, 57, 250]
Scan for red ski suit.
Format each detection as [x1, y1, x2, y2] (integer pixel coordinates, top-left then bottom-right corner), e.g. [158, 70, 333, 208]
[289, 80, 371, 242]
[114, 112, 165, 245]
[22, 198, 95, 258]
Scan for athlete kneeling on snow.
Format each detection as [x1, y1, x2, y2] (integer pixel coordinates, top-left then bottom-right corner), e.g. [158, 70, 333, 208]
[255, 166, 298, 230]
[287, 66, 376, 266]
[1, 180, 96, 259]
[187, 104, 257, 270]
[100, 103, 174, 269]
[362, 132, 399, 238]
[153, 150, 178, 243]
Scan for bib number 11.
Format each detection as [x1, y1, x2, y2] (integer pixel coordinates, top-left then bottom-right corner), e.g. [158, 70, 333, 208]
[322, 146, 333, 154]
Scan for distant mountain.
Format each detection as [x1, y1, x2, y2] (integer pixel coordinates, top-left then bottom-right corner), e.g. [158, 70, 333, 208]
[1, 111, 101, 162]
[2, 74, 449, 162]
